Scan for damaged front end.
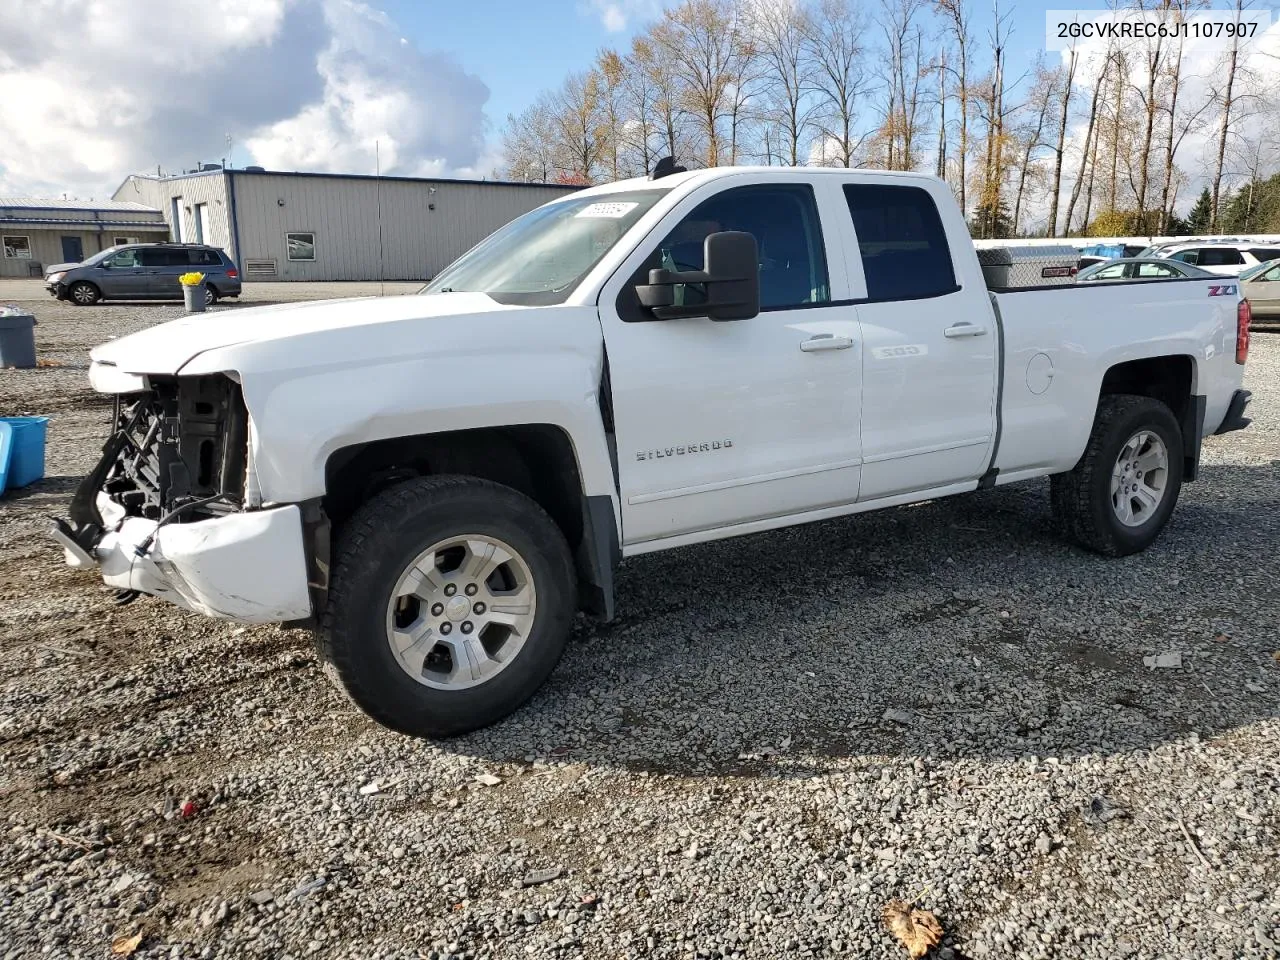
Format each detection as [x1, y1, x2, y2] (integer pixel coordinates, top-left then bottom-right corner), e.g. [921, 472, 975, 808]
[51, 373, 312, 623]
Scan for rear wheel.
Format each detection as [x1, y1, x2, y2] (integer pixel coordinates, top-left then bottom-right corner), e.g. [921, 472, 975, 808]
[68, 281, 101, 305]
[1051, 394, 1183, 556]
[204, 285, 219, 306]
[317, 475, 577, 737]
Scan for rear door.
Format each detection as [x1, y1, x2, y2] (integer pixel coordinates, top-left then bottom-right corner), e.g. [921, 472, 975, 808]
[189, 248, 225, 289]
[1245, 261, 1280, 316]
[141, 248, 191, 299]
[839, 181, 998, 501]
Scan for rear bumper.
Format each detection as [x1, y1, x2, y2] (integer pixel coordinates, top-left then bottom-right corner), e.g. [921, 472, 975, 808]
[53, 493, 312, 623]
[1214, 389, 1252, 435]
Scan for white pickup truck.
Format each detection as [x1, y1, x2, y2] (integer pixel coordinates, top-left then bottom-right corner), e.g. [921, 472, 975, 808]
[54, 164, 1254, 737]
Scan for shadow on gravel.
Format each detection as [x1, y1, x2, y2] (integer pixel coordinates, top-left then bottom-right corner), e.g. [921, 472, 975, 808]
[443, 463, 1280, 776]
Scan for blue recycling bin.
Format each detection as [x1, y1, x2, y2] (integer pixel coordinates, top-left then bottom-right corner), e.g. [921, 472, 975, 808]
[0, 416, 50, 494]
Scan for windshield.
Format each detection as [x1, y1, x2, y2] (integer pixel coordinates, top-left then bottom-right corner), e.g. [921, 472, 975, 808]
[1240, 259, 1278, 281]
[423, 190, 668, 305]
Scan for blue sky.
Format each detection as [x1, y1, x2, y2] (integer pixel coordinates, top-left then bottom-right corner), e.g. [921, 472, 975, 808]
[379, 0, 1126, 135]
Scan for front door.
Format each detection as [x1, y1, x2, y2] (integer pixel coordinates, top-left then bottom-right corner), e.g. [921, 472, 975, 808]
[61, 236, 83, 263]
[601, 178, 863, 547]
[839, 181, 997, 500]
[97, 248, 149, 297]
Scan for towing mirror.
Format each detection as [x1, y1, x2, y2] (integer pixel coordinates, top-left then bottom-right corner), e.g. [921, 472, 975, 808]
[636, 230, 760, 322]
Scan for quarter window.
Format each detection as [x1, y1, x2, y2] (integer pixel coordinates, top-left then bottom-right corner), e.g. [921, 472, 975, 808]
[287, 232, 316, 261]
[2, 236, 31, 259]
[189, 248, 222, 265]
[843, 184, 956, 300]
[1247, 248, 1280, 262]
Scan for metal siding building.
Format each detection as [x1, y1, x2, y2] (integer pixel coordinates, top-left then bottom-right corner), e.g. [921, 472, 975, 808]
[114, 169, 575, 282]
[0, 199, 168, 277]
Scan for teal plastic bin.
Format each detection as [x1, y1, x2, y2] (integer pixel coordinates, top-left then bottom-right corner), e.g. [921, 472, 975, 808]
[0, 416, 50, 494]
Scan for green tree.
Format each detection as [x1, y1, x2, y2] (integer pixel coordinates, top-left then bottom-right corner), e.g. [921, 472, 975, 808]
[1185, 188, 1213, 234]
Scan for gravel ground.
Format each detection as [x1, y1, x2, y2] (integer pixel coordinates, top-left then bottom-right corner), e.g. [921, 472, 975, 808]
[1, 298, 1277, 960]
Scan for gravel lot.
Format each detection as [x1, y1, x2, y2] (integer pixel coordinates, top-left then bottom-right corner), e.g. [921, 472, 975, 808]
[1, 296, 1277, 960]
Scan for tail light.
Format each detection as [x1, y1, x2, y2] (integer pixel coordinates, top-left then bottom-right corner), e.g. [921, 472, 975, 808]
[1237, 298, 1251, 365]
[226, 267, 239, 279]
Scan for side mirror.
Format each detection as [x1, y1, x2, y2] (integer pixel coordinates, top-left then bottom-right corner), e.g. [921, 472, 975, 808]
[636, 231, 760, 321]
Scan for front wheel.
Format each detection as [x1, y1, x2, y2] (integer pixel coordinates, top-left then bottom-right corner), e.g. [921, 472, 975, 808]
[68, 281, 101, 305]
[317, 475, 577, 737]
[1051, 394, 1184, 556]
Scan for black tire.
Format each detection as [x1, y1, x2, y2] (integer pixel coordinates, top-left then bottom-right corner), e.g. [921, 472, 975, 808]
[317, 475, 577, 737]
[68, 281, 101, 305]
[204, 285, 219, 306]
[1050, 394, 1184, 557]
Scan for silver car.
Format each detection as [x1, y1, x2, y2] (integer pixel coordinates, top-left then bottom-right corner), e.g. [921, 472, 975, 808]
[1076, 258, 1215, 282]
[1241, 259, 1280, 319]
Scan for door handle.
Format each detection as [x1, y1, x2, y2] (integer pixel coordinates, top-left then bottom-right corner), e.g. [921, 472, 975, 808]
[943, 322, 987, 338]
[800, 334, 854, 352]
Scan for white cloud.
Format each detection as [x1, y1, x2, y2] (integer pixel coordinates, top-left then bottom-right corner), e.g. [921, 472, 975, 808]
[0, 0, 491, 198]
[581, 0, 663, 33]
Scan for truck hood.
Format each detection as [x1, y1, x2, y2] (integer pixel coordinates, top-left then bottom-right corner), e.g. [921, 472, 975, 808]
[90, 293, 515, 374]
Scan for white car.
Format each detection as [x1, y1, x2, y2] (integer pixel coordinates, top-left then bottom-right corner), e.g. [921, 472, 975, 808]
[53, 163, 1254, 737]
[1154, 242, 1280, 276]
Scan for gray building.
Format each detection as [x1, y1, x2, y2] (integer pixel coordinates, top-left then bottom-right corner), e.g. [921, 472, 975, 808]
[113, 168, 575, 281]
[0, 198, 169, 277]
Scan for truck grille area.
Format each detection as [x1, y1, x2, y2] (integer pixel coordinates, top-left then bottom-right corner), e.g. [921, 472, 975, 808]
[103, 376, 247, 521]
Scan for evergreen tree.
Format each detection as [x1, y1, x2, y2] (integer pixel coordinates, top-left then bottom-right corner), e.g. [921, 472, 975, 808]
[1186, 188, 1213, 234]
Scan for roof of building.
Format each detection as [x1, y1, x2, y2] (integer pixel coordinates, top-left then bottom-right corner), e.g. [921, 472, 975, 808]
[120, 168, 580, 191]
[0, 197, 160, 213]
[0, 217, 169, 228]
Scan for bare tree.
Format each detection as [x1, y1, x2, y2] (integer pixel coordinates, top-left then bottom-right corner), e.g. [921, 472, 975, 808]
[751, 0, 813, 166]
[551, 70, 606, 184]
[1011, 62, 1056, 234]
[597, 50, 627, 181]
[1209, 0, 1245, 230]
[802, 0, 872, 167]
[935, 0, 972, 212]
[502, 95, 558, 182]
[629, 30, 688, 165]
[875, 0, 929, 170]
[656, 0, 742, 166]
[1045, 46, 1078, 235]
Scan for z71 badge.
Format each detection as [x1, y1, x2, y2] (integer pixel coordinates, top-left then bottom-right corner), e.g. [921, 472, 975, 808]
[636, 440, 733, 461]
[1208, 284, 1238, 297]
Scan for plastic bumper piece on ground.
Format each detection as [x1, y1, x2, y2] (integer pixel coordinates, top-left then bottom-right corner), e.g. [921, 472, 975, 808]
[1214, 389, 1252, 435]
[56, 494, 312, 623]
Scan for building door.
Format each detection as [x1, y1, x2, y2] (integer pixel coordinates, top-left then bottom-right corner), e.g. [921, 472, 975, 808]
[61, 236, 84, 262]
[195, 203, 211, 243]
[170, 198, 184, 242]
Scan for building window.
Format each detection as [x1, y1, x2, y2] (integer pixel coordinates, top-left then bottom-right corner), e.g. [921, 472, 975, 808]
[2, 236, 32, 259]
[113, 236, 140, 246]
[286, 232, 315, 261]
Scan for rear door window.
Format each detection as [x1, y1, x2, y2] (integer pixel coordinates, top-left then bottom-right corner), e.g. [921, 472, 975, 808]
[1135, 262, 1178, 278]
[842, 184, 957, 300]
[1090, 263, 1127, 280]
[1169, 250, 1199, 264]
[1198, 247, 1244, 266]
[138, 249, 189, 267]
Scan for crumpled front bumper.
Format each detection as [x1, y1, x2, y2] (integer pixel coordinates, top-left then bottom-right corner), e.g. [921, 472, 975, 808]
[52, 493, 312, 623]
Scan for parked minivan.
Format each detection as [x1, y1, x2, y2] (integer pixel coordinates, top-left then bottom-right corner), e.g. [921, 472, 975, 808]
[45, 243, 242, 306]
